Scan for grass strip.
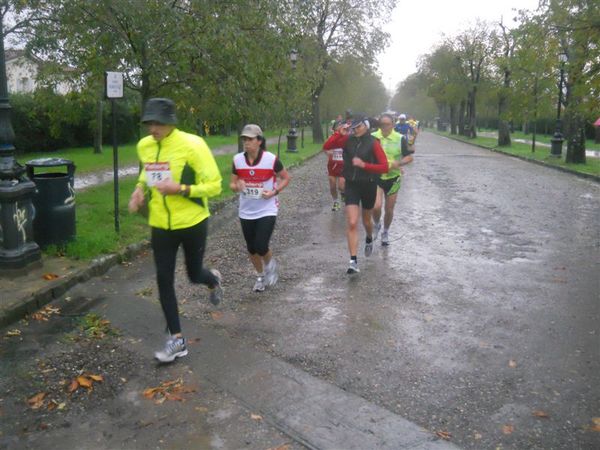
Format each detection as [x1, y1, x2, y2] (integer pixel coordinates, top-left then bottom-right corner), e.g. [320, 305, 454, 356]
[44, 141, 324, 260]
[433, 130, 600, 177]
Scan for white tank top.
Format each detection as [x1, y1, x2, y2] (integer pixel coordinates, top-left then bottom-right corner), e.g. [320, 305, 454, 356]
[233, 151, 279, 219]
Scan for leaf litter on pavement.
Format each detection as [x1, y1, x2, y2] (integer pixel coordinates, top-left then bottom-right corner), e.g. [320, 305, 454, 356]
[143, 378, 196, 404]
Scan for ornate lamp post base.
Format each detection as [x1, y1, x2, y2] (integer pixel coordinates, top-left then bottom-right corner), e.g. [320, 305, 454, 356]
[0, 179, 41, 274]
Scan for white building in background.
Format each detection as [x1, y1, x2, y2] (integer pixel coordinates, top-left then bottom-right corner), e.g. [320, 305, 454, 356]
[5, 49, 72, 95]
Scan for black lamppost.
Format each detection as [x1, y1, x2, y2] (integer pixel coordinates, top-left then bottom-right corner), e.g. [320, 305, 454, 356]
[0, 20, 41, 274]
[550, 52, 568, 157]
[286, 49, 298, 153]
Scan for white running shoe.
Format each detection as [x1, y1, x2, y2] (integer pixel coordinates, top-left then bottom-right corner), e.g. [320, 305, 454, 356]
[154, 337, 188, 363]
[364, 241, 373, 257]
[373, 222, 381, 241]
[381, 230, 390, 246]
[208, 269, 223, 306]
[346, 260, 360, 275]
[265, 259, 278, 287]
[253, 275, 266, 292]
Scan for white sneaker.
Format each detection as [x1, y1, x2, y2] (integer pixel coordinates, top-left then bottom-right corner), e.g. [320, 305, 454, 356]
[373, 222, 381, 241]
[346, 260, 360, 275]
[253, 275, 266, 292]
[154, 337, 187, 363]
[381, 230, 390, 246]
[364, 240, 373, 257]
[265, 259, 278, 287]
[208, 269, 223, 306]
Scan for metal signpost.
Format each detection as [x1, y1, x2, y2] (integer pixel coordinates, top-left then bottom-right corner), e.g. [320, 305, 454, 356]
[104, 71, 123, 233]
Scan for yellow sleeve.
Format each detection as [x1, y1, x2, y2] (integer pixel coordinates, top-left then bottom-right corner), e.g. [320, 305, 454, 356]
[136, 142, 148, 190]
[187, 137, 222, 198]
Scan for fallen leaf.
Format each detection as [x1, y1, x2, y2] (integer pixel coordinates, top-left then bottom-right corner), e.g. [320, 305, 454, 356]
[31, 313, 48, 322]
[502, 424, 514, 435]
[27, 392, 47, 409]
[591, 417, 600, 432]
[508, 360, 517, 368]
[435, 430, 452, 440]
[533, 410, 549, 419]
[210, 311, 223, 320]
[47, 400, 58, 411]
[164, 393, 184, 402]
[42, 273, 59, 280]
[267, 444, 291, 450]
[57, 402, 66, 410]
[88, 374, 104, 382]
[143, 387, 161, 399]
[67, 379, 79, 393]
[76, 376, 93, 389]
[5, 329, 21, 337]
[250, 413, 263, 421]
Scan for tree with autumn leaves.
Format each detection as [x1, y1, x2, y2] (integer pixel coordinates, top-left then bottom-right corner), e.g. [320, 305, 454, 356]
[1, 0, 395, 146]
[392, 0, 599, 162]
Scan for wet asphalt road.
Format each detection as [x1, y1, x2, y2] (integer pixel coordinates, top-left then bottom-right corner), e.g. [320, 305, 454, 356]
[2, 131, 598, 449]
[195, 132, 599, 448]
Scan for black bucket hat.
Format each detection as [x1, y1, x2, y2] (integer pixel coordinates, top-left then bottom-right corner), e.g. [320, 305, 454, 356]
[141, 98, 177, 124]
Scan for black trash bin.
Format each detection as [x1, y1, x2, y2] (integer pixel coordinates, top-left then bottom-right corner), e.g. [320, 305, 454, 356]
[26, 158, 76, 248]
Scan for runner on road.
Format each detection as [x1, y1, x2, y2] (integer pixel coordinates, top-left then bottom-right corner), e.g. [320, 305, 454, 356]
[323, 113, 388, 275]
[323, 118, 345, 211]
[230, 124, 290, 292]
[128, 97, 223, 363]
[395, 113, 416, 153]
[372, 113, 413, 246]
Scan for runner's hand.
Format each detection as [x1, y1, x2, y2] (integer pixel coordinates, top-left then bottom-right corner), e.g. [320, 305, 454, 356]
[155, 179, 180, 195]
[262, 189, 277, 199]
[234, 179, 246, 193]
[352, 157, 365, 168]
[128, 187, 145, 213]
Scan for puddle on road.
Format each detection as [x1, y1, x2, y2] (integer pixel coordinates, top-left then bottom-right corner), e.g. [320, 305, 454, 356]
[75, 166, 139, 190]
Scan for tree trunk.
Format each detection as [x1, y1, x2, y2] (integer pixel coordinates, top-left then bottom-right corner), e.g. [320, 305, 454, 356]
[565, 110, 586, 164]
[93, 96, 103, 154]
[468, 88, 477, 138]
[497, 72, 511, 146]
[311, 92, 324, 144]
[458, 100, 466, 136]
[450, 104, 457, 135]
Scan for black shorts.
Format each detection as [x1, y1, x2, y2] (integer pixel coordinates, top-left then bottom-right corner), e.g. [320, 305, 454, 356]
[344, 180, 378, 210]
[377, 176, 401, 196]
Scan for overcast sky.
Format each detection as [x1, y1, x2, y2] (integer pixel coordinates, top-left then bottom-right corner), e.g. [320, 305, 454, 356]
[378, 0, 542, 91]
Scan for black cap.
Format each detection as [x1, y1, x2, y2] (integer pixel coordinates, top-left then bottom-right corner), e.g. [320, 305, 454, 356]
[349, 112, 368, 129]
[141, 98, 177, 124]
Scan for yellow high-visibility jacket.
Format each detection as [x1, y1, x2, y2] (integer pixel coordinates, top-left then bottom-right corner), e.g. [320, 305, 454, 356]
[136, 128, 222, 230]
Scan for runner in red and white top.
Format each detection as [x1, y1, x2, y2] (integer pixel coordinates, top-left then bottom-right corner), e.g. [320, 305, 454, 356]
[230, 124, 290, 292]
[323, 118, 345, 211]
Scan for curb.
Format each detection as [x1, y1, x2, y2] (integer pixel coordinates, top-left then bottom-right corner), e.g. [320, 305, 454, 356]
[437, 132, 600, 183]
[0, 241, 150, 329]
[1, 147, 324, 328]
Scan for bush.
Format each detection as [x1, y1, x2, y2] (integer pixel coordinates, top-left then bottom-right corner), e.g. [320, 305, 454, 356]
[10, 90, 139, 154]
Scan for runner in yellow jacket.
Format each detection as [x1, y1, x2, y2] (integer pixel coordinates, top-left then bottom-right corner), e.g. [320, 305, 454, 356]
[128, 97, 223, 363]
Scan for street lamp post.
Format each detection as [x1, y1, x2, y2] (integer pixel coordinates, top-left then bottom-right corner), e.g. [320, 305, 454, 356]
[0, 20, 41, 274]
[550, 52, 568, 157]
[286, 49, 298, 153]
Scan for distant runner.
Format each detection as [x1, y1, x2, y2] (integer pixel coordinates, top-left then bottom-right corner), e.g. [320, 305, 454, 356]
[323, 119, 345, 211]
[372, 113, 413, 246]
